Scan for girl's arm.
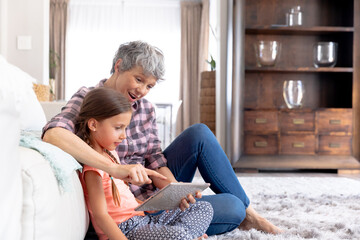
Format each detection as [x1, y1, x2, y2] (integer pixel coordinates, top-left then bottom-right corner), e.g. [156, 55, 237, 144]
[84, 171, 128, 240]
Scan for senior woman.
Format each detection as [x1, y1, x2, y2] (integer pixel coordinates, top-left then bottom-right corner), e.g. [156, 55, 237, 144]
[42, 40, 281, 236]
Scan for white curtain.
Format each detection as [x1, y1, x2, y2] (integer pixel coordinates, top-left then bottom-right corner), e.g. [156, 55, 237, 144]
[66, 0, 181, 104]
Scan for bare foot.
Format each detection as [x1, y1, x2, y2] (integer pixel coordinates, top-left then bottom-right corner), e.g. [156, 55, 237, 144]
[194, 233, 208, 239]
[239, 205, 283, 234]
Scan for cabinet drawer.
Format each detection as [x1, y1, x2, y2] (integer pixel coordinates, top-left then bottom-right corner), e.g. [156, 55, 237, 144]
[280, 135, 316, 155]
[316, 109, 352, 133]
[279, 112, 315, 132]
[244, 134, 278, 155]
[244, 111, 278, 133]
[318, 135, 352, 155]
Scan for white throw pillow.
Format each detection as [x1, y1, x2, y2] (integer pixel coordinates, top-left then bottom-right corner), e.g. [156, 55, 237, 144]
[0, 56, 47, 130]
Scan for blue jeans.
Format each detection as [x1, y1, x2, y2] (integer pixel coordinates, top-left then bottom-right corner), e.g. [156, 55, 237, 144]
[163, 123, 250, 236]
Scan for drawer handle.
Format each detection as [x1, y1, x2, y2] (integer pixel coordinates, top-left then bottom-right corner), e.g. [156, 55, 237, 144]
[254, 141, 268, 147]
[293, 118, 305, 125]
[293, 142, 305, 148]
[329, 119, 341, 125]
[255, 118, 267, 124]
[329, 143, 341, 148]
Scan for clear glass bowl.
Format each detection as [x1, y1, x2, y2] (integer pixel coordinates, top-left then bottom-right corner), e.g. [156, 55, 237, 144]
[254, 40, 280, 67]
[313, 42, 338, 68]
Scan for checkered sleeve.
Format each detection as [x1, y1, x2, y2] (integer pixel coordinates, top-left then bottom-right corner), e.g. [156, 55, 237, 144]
[143, 101, 168, 170]
[41, 86, 93, 138]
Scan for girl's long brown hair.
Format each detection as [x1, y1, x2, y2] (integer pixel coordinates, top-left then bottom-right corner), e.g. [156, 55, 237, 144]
[75, 87, 132, 206]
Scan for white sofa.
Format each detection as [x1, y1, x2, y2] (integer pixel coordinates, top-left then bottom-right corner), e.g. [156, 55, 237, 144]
[20, 146, 88, 240]
[0, 56, 89, 240]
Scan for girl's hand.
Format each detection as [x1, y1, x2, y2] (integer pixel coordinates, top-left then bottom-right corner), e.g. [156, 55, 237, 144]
[179, 191, 202, 211]
[110, 164, 167, 186]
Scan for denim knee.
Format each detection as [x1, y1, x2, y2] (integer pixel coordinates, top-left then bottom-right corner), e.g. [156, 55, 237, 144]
[186, 123, 213, 139]
[182, 123, 216, 148]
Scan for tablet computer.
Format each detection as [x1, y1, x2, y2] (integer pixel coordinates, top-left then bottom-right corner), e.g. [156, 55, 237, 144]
[135, 182, 210, 211]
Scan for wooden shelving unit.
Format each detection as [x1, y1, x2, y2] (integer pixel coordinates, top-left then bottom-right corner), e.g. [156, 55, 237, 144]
[246, 26, 355, 34]
[245, 67, 353, 73]
[233, 0, 360, 173]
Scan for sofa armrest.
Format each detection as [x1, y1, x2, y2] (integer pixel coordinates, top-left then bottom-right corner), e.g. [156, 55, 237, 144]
[20, 146, 89, 240]
[40, 101, 67, 122]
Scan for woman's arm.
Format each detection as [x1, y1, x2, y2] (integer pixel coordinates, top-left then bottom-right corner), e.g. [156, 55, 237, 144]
[44, 127, 115, 171]
[43, 127, 166, 184]
[84, 171, 128, 240]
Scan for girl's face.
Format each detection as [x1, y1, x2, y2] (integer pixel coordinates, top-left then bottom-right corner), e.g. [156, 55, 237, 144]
[113, 65, 157, 103]
[90, 111, 132, 151]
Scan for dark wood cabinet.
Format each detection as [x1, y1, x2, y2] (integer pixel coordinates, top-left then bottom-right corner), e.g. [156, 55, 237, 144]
[234, 0, 360, 172]
[279, 111, 315, 132]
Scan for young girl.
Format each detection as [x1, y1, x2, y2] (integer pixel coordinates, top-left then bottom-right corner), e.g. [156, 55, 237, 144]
[75, 87, 213, 240]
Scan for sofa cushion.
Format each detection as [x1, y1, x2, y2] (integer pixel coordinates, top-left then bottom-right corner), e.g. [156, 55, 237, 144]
[20, 146, 89, 240]
[0, 75, 22, 240]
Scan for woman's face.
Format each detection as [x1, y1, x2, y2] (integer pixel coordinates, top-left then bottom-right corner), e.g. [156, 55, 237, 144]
[113, 65, 157, 103]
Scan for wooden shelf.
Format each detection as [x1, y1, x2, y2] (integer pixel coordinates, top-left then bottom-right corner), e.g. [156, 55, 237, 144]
[233, 155, 360, 172]
[234, 0, 360, 169]
[245, 67, 353, 73]
[246, 26, 354, 35]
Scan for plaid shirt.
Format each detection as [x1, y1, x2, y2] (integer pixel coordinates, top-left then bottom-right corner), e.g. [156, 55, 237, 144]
[42, 79, 167, 200]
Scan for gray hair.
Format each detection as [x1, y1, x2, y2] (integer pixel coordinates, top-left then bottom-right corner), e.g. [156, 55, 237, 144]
[110, 41, 165, 80]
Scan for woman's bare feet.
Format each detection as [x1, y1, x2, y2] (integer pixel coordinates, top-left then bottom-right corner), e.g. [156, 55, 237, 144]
[239, 205, 282, 234]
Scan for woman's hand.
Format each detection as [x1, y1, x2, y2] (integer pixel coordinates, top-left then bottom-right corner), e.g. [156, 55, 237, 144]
[109, 163, 167, 186]
[179, 191, 202, 211]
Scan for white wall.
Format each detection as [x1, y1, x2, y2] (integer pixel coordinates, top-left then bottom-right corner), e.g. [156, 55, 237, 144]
[0, 0, 7, 57]
[0, 0, 49, 84]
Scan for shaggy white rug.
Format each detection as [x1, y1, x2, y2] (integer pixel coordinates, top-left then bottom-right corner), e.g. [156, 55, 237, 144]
[193, 176, 360, 240]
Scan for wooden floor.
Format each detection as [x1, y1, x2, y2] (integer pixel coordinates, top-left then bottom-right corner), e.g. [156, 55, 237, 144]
[195, 169, 360, 180]
[233, 171, 360, 180]
[232, 155, 360, 174]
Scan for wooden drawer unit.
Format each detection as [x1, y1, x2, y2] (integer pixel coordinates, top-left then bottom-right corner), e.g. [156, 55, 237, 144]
[244, 134, 278, 155]
[316, 109, 353, 134]
[279, 111, 315, 133]
[280, 135, 316, 155]
[235, 0, 360, 171]
[244, 110, 278, 133]
[318, 135, 352, 155]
